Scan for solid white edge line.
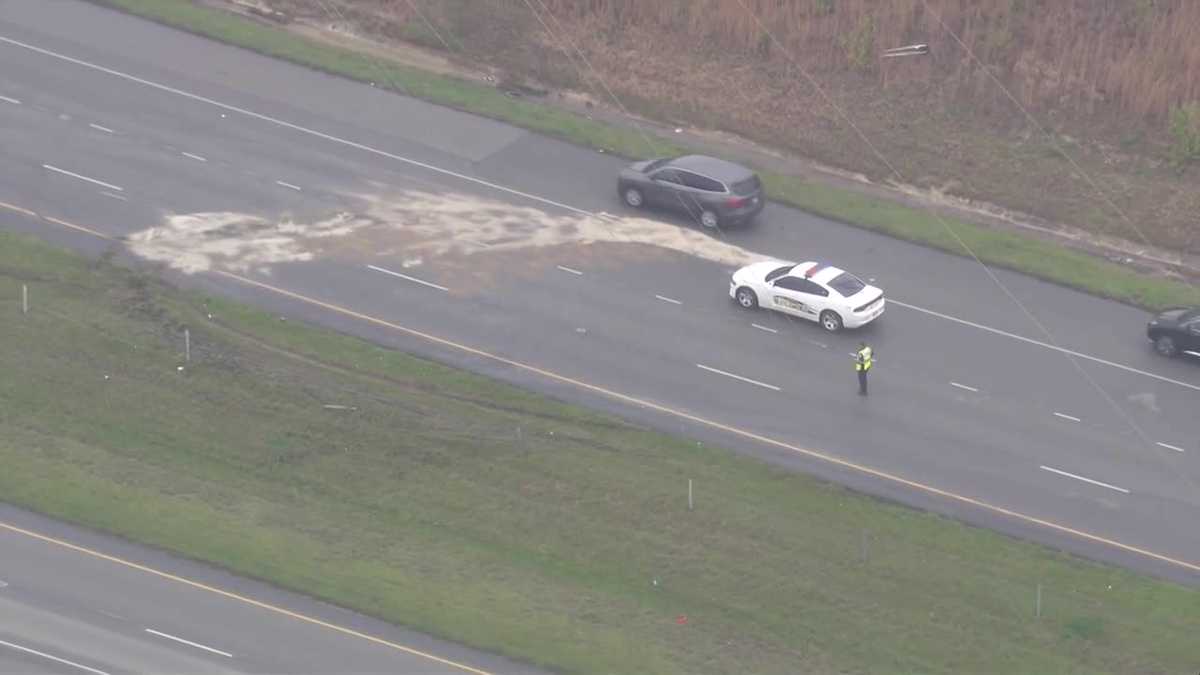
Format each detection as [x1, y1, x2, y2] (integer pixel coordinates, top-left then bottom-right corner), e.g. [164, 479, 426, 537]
[42, 164, 123, 192]
[145, 629, 233, 658]
[1156, 442, 1185, 453]
[100, 191, 127, 201]
[950, 382, 979, 392]
[696, 364, 781, 391]
[751, 323, 778, 334]
[655, 294, 682, 305]
[181, 152, 207, 162]
[0, 35, 594, 217]
[890, 298, 1200, 393]
[1053, 412, 1081, 422]
[88, 123, 114, 134]
[0, 95, 20, 105]
[556, 265, 583, 276]
[4, 36, 1195, 396]
[13, 31, 1199, 400]
[366, 264, 448, 292]
[0, 639, 112, 675]
[1039, 465, 1130, 494]
[275, 180, 302, 191]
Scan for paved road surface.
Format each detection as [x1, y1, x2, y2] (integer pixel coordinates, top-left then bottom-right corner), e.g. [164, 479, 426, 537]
[0, 505, 544, 675]
[2, 0, 1199, 591]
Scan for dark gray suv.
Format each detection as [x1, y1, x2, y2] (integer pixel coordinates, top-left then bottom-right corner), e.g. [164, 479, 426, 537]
[617, 154, 765, 229]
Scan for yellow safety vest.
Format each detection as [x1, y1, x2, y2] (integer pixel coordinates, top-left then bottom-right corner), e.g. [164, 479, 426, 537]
[856, 346, 872, 372]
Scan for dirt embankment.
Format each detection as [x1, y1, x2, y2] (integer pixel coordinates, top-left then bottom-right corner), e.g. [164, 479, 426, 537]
[240, 0, 1200, 259]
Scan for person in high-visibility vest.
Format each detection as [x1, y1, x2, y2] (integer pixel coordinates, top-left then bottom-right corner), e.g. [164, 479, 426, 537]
[855, 342, 873, 396]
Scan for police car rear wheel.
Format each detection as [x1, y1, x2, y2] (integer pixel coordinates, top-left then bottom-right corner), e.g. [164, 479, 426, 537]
[820, 311, 843, 332]
[735, 287, 758, 309]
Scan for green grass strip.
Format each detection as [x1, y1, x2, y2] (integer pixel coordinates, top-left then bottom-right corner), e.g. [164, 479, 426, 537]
[2, 230, 1199, 675]
[89, 0, 1200, 312]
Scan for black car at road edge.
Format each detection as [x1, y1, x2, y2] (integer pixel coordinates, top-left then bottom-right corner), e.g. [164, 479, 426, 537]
[1147, 306, 1200, 357]
[617, 154, 765, 229]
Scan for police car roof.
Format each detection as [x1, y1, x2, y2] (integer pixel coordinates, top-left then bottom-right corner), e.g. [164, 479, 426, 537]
[790, 261, 845, 284]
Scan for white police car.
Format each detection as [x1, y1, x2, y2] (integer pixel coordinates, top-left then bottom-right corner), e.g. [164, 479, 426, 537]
[730, 260, 885, 331]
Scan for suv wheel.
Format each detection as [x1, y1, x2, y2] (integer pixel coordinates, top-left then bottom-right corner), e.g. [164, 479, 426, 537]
[1155, 335, 1178, 357]
[623, 187, 644, 208]
[699, 210, 719, 229]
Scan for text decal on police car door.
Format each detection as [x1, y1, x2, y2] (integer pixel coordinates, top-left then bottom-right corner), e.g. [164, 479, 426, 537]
[774, 296, 807, 314]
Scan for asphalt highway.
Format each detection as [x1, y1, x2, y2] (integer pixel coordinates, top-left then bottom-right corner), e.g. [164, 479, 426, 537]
[0, 506, 544, 675]
[3, 0, 1200, 602]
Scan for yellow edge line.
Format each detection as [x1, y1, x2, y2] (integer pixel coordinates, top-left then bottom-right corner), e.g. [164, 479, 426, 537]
[215, 268, 1200, 575]
[0, 522, 494, 675]
[13, 204, 1198, 667]
[0, 200, 40, 219]
[10, 206, 493, 674]
[44, 216, 115, 241]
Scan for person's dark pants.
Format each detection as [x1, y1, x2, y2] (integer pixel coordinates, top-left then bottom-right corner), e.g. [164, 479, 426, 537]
[858, 369, 868, 395]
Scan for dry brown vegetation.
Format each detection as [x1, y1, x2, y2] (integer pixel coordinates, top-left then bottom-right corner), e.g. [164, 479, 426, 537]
[273, 0, 1200, 253]
[538, 0, 1200, 122]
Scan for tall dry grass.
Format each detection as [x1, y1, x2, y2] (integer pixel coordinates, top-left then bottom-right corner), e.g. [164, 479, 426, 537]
[533, 0, 1200, 123]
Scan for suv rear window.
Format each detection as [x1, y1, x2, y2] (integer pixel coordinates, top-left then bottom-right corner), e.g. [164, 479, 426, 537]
[644, 158, 672, 173]
[828, 272, 866, 297]
[679, 171, 725, 192]
[731, 175, 761, 195]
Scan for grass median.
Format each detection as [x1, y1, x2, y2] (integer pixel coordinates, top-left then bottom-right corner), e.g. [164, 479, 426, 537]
[3, 233, 1200, 674]
[91, 0, 1200, 312]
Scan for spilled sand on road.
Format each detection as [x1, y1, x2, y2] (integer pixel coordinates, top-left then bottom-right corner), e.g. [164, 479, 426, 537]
[126, 189, 780, 283]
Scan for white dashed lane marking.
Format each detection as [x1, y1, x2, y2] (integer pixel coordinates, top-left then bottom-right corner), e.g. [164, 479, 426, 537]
[42, 164, 123, 192]
[144, 629, 233, 658]
[366, 264, 448, 292]
[696, 364, 781, 391]
[181, 152, 207, 162]
[1053, 412, 1081, 423]
[0, 95, 20, 105]
[751, 323, 777, 334]
[3, 32, 1197, 402]
[0, 35, 595, 219]
[275, 180, 302, 191]
[1040, 465, 1130, 494]
[1156, 442, 1185, 453]
[655, 294, 682, 305]
[890, 299, 1200, 394]
[88, 123, 114, 134]
[556, 265, 583, 276]
[950, 382, 979, 393]
[0, 640, 111, 675]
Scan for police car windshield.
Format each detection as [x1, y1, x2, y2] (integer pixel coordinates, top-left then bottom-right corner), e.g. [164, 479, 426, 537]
[828, 272, 866, 296]
[765, 265, 795, 283]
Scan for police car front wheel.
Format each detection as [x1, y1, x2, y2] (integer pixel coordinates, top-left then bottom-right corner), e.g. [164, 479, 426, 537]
[735, 287, 758, 309]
